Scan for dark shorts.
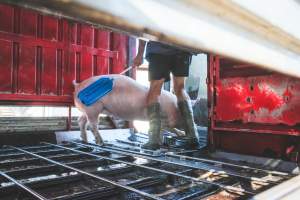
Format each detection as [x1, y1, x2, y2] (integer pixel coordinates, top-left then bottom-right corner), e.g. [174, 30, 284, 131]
[146, 53, 192, 82]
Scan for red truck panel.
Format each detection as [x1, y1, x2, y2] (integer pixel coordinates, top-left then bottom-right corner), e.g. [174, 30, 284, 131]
[216, 75, 300, 126]
[0, 4, 132, 105]
[208, 55, 300, 159]
[0, 40, 12, 92]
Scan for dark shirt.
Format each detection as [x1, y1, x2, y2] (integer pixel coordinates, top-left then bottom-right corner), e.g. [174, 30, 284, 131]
[145, 41, 190, 57]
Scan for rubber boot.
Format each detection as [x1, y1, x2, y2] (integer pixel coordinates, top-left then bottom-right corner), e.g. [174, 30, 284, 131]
[142, 103, 162, 150]
[178, 100, 199, 146]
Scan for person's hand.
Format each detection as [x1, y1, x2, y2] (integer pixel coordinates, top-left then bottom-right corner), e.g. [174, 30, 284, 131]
[133, 54, 143, 68]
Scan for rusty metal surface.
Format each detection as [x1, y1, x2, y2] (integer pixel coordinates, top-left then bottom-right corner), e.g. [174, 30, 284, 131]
[208, 55, 300, 158]
[0, 3, 131, 106]
[215, 74, 300, 127]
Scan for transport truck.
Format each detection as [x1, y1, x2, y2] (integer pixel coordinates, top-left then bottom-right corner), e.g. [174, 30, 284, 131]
[0, 1, 300, 199]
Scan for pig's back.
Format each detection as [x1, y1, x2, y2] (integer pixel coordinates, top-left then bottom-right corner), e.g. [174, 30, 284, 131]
[100, 74, 149, 120]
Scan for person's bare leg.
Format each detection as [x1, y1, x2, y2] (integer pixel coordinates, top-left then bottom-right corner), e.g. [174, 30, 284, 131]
[147, 79, 165, 105]
[173, 76, 199, 144]
[143, 79, 164, 149]
[173, 77, 189, 101]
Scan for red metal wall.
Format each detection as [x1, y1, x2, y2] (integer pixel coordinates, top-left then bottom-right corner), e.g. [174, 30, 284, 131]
[208, 55, 300, 159]
[0, 4, 131, 106]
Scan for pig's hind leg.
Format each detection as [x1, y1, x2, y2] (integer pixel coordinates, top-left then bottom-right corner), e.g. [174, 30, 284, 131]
[86, 105, 104, 145]
[78, 114, 88, 142]
[89, 120, 104, 145]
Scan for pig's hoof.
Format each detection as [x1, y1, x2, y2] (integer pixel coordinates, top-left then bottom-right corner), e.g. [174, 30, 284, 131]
[81, 137, 88, 143]
[95, 139, 104, 146]
[80, 138, 88, 143]
[98, 142, 104, 146]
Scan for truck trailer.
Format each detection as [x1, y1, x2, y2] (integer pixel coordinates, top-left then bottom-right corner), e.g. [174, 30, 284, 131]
[0, 1, 300, 200]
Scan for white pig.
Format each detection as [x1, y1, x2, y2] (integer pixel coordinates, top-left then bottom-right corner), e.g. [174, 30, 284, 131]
[73, 74, 184, 145]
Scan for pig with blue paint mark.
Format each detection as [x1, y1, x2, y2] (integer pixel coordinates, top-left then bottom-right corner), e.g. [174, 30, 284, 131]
[73, 74, 196, 145]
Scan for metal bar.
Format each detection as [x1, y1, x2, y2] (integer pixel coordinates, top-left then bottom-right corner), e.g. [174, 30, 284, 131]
[0, 172, 162, 200]
[8, 145, 164, 200]
[1, 165, 136, 192]
[67, 106, 72, 131]
[104, 143, 163, 157]
[74, 142, 276, 185]
[0, 148, 68, 160]
[5, 164, 60, 179]
[165, 153, 290, 177]
[0, 153, 83, 168]
[3, 154, 128, 178]
[0, 31, 117, 58]
[0, 145, 55, 153]
[113, 139, 202, 154]
[213, 126, 300, 137]
[56, 176, 163, 200]
[110, 147, 281, 184]
[0, 146, 94, 160]
[116, 139, 143, 147]
[5, 159, 109, 177]
[44, 142, 254, 195]
[0, 170, 47, 200]
[177, 190, 218, 200]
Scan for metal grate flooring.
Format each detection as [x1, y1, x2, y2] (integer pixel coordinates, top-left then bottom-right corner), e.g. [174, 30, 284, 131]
[0, 141, 294, 200]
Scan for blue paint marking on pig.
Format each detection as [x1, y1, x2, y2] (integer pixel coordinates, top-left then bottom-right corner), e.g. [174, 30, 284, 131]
[78, 77, 114, 106]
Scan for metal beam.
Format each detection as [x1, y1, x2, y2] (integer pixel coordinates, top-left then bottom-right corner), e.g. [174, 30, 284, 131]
[2, 0, 300, 78]
[165, 153, 290, 177]
[8, 146, 164, 200]
[44, 142, 254, 195]
[0, 167, 162, 200]
[71, 142, 276, 185]
[104, 142, 163, 157]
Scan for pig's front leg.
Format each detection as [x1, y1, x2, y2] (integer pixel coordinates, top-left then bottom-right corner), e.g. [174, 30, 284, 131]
[78, 114, 88, 142]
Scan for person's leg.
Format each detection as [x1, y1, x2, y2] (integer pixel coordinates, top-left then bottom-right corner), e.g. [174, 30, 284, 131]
[171, 52, 198, 144]
[143, 79, 164, 149]
[173, 76, 189, 101]
[143, 54, 170, 149]
[173, 76, 198, 142]
[147, 79, 165, 106]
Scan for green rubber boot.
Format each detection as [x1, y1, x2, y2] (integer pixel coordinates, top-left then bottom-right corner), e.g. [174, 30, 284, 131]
[178, 100, 199, 146]
[142, 103, 162, 150]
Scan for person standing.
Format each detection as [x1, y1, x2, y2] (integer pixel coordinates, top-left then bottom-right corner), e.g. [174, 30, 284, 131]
[133, 40, 198, 149]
